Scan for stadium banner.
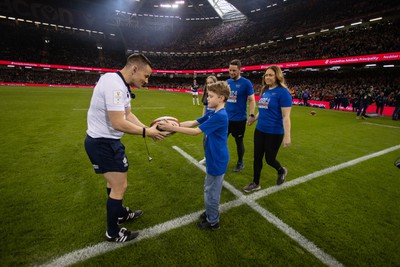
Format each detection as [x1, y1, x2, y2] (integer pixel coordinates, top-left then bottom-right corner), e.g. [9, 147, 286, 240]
[1, 52, 399, 74]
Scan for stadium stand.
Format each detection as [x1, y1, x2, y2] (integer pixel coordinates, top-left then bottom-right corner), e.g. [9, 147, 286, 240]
[0, 0, 399, 109]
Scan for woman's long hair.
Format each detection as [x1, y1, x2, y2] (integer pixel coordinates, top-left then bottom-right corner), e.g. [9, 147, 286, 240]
[260, 66, 288, 95]
[201, 75, 218, 103]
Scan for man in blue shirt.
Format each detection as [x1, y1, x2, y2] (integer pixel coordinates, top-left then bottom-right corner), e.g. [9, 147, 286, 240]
[226, 59, 256, 172]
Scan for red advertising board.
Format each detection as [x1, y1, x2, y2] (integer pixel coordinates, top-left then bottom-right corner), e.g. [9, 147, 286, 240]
[1, 52, 399, 74]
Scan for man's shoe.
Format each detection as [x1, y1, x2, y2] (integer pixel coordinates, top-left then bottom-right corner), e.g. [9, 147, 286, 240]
[276, 167, 288, 185]
[197, 220, 220, 230]
[243, 182, 261, 193]
[199, 158, 206, 165]
[233, 162, 244, 172]
[106, 227, 139, 242]
[199, 211, 207, 221]
[118, 207, 143, 225]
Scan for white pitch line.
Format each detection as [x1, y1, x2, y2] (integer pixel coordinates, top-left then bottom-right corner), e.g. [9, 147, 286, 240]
[362, 122, 400, 129]
[172, 146, 344, 267]
[131, 107, 166, 110]
[40, 200, 245, 267]
[41, 144, 400, 267]
[72, 107, 165, 111]
[249, 201, 343, 267]
[249, 144, 400, 201]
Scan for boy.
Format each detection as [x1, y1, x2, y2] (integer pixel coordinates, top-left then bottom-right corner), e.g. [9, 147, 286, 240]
[158, 81, 230, 230]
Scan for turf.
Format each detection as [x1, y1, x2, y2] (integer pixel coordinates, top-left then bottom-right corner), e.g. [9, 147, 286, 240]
[0, 86, 399, 266]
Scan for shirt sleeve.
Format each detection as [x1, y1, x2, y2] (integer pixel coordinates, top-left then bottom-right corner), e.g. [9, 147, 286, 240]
[280, 89, 293, 107]
[246, 79, 255, 96]
[103, 77, 127, 111]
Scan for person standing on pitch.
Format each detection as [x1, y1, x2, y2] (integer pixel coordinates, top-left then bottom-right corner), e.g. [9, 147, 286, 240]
[84, 54, 167, 242]
[158, 81, 230, 230]
[199, 75, 218, 165]
[191, 79, 200, 105]
[226, 59, 256, 172]
[244, 66, 292, 193]
[375, 91, 386, 116]
[392, 90, 400, 120]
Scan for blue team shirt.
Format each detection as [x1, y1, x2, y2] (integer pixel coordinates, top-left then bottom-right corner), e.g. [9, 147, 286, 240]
[198, 108, 229, 176]
[226, 77, 254, 121]
[256, 86, 292, 134]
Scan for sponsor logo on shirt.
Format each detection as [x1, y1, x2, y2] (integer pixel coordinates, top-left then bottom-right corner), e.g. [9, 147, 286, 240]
[258, 97, 270, 109]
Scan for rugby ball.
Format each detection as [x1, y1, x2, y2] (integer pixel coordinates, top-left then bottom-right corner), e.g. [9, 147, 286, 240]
[310, 110, 317, 116]
[150, 116, 180, 136]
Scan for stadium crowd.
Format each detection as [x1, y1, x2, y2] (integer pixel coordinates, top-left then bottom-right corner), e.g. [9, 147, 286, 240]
[0, 0, 399, 112]
[1, 66, 398, 110]
[0, 0, 399, 70]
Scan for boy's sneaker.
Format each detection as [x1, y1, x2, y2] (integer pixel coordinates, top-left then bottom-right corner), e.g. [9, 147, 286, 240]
[243, 182, 261, 193]
[118, 207, 143, 225]
[276, 167, 288, 185]
[199, 158, 206, 165]
[197, 220, 220, 230]
[233, 162, 244, 172]
[199, 211, 207, 221]
[106, 227, 139, 242]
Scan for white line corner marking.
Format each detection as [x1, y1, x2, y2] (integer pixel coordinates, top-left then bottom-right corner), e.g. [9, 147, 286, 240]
[41, 144, 400, 267]
[172, 146, 344, 267]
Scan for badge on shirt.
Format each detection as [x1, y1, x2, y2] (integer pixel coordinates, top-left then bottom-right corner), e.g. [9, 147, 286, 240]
[114, 91, 123, 104]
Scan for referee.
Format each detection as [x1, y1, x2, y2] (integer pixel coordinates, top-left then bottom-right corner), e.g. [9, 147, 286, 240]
[84, 54, 167, 242]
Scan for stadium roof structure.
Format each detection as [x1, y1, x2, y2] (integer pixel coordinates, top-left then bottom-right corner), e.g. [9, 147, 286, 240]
[54, 0, 289, 22]
[0, 0, 297, 31]
[204, 0, 245, 21]
[114, 0, 290, 20]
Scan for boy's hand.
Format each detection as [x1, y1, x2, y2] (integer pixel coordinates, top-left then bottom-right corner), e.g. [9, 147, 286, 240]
[157, 120, 175, 131]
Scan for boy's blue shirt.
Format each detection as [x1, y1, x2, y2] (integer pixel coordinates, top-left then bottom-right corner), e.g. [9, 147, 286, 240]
[198, 108, 229, 176]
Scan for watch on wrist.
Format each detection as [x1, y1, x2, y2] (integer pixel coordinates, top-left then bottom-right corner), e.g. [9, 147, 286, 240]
[250, 114, 255, 118]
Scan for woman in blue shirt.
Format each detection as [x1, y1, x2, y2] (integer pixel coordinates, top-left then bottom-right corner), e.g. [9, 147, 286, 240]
[243, 66, 292, 192]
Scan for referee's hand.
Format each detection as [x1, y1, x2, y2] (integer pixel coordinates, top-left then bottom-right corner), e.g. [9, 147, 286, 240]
[146, 125, 168, 141]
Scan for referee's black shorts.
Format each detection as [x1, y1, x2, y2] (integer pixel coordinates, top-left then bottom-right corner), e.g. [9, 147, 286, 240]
[84, 135, 129, 174]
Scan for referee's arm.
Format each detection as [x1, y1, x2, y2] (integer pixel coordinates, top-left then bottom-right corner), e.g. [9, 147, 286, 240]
[108, 110, 166, 140]
[108, 110, 143, 135]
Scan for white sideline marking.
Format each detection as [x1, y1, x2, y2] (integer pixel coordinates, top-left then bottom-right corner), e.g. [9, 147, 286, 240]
[362, 122, 400, 129]
[40, 201, 243, 267]
[131, 107, 166, 110]
[41, 144, 400, 267]
[72, 107, 165, 111]
[249, 144, 400, 201]
[173, 146, 344, 267]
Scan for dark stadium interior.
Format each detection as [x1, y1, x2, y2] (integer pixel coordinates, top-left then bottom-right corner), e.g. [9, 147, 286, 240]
[0, 0, 399, 107]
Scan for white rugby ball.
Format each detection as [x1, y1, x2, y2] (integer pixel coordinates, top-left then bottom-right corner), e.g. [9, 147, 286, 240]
[150, 116, 180, 136]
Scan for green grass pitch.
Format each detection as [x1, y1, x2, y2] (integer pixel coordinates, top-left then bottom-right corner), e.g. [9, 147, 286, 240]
[0, 86, 399, 266]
